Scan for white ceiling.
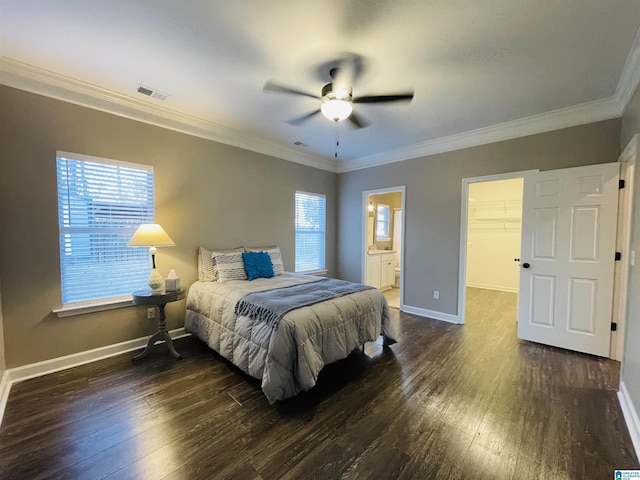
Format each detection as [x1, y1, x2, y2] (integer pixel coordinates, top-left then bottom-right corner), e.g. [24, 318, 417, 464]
[2, 1, 640, 172]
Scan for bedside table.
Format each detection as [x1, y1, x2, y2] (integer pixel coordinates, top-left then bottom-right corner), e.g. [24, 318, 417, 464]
[132, 287, 186, 360]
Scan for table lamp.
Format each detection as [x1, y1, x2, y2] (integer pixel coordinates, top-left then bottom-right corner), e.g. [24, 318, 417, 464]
[127, 223, 175, 293]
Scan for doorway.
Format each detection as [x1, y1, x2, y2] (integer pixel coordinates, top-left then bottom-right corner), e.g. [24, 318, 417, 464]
[362, 186, 406, 310]
[461, 174, 525, 329]
[458, 172, 528, 323]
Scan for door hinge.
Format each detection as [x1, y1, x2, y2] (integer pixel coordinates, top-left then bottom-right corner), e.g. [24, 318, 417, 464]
[611, 322, 618, 331]
[615, 251, 622, 261]
[619, 179, 626, 189]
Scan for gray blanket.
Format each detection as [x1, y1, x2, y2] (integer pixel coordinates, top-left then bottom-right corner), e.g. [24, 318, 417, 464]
[234, 277, 373, 329]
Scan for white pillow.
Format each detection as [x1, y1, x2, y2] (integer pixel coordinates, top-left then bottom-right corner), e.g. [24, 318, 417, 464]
[198, 246, 243, 282]
[212, 250, 248, 282]
[244, 245, 285, 275]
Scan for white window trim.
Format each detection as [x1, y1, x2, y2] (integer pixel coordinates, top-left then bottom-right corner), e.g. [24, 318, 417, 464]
[53, 296, 134, 318]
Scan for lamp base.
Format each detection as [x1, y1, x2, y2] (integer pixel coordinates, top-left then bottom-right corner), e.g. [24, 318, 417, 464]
[148, 268, 164, 293]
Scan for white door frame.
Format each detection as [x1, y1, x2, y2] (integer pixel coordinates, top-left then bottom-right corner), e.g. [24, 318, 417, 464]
[458, 170, 538, 324]
[612, 134, 637, 361]
[362, 186, 406, 309]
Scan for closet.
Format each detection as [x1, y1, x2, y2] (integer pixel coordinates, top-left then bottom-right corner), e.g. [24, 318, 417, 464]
[466, 179, 523, 293]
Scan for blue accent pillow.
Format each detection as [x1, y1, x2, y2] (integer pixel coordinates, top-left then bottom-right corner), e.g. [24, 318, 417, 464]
[242, 251, 275, 281]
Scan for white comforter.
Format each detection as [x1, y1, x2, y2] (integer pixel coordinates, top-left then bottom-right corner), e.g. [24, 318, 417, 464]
[184, 273, 396, 403]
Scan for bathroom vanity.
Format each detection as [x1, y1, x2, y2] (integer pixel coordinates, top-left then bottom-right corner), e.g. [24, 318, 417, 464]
[366, 250, 396, 291]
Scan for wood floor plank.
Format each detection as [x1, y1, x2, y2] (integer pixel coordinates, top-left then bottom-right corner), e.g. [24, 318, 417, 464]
[0, 353, 236, 459]
[1, 287, 637, 479]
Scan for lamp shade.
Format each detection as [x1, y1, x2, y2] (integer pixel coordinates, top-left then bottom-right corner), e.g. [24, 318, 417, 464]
[127, 224, 175, 247]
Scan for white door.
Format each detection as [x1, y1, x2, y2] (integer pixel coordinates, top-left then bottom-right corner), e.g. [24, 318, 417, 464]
[517, 163, 620, 357]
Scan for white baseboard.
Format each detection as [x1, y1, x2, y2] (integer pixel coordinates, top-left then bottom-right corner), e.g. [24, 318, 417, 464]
[400, 304, 461, 324]
[0, 327, 187, 427]
[466, 282, 519, 293]
[618, 381, 640, 460]
[0, 370, 10, 428]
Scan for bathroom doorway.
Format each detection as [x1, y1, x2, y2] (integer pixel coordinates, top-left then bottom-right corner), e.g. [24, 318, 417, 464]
[362, 186, 406, 310]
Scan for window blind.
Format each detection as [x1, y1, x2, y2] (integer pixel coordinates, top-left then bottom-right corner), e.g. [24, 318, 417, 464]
[294, 191, 326, 272]
[56, 152, 154, 305]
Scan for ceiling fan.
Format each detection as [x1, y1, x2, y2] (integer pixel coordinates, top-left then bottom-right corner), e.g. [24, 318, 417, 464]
[263, 66, 414, 129]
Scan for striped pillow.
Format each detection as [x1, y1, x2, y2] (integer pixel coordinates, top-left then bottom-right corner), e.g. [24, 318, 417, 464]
[212, 250, 248, 282]
[245, 246, 285, 275]
[198, 246, 243, 281]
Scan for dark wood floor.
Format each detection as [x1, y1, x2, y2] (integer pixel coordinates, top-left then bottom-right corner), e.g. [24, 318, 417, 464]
[1, 287, 637, 479]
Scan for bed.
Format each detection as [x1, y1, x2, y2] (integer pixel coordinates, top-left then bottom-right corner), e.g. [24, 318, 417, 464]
[184, 246, 397, 403]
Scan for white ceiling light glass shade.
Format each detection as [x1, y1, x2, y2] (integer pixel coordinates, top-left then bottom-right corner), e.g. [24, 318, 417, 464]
[321, 99, 353, 122]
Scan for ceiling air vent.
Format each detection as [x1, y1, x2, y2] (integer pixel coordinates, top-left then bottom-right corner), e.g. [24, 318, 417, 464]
[136, 84, 169, 101]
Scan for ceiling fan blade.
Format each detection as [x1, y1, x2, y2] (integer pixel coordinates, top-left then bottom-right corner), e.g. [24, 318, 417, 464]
[353, 92, 414, 104]
[263, 80, 320, 99]
[286, 109, 322, 126]
[347, 110, 371, 129]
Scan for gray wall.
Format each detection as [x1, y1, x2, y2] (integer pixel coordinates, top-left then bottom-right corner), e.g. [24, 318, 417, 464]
[621, 81, 640, 418]
[337, 120, 621, 315]
[0, 86, 337, 368]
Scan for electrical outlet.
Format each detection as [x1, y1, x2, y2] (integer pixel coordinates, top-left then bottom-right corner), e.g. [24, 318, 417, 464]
[147, 307, 156, 320]
[433, 290, 440, 300]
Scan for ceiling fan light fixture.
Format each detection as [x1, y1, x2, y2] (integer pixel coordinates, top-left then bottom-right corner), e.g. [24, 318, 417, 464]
[333, 85, 351, 100]
[321, 99, 353, 122]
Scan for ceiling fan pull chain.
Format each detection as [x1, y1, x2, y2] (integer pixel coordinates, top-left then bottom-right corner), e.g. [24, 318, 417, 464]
[335, 124, 340, 158]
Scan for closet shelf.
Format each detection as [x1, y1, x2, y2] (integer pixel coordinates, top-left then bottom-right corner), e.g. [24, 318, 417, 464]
[468, 198, 522, 231]
[475, 217, 521, 222]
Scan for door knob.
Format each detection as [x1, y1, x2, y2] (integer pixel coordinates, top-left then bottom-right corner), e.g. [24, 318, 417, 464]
[522, 262, 530, 269]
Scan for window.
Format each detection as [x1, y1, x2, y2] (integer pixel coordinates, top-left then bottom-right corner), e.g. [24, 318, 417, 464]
[295, 191, 326, 273]
[56, 152, 154, 305]
[376, 204, 391, 240]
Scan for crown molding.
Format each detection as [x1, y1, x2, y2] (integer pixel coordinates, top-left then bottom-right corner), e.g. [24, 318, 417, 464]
[337, 96, 622, 172]
[0, 57, 338, 173]
[4, 29, 640, 177]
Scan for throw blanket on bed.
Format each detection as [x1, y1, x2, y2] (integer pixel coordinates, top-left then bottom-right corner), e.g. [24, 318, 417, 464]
[234, 277, 374, 329]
